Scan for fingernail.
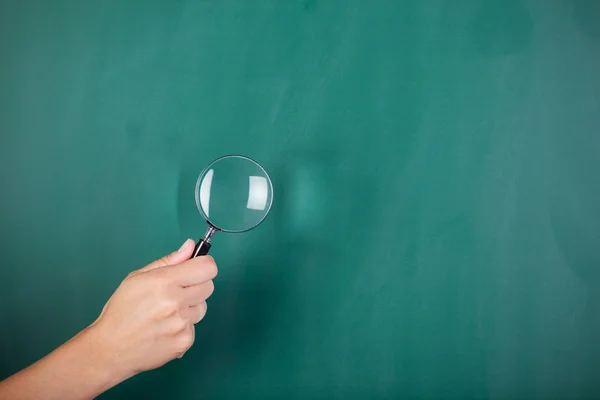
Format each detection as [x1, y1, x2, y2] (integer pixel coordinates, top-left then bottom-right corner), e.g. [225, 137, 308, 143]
[178, 239, 191, 253]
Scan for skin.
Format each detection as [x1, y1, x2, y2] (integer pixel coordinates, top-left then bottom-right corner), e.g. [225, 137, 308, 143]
[0, 238, 217, 400]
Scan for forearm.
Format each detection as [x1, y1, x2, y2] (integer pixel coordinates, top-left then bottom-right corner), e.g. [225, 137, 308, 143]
[0, 327, 123, 400]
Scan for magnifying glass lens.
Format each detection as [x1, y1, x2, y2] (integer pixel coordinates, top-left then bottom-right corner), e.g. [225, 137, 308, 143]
[195, 155, 273, 232]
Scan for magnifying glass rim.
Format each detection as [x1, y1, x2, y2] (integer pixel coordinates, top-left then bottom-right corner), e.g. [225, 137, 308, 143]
[194, 154, 274, 233]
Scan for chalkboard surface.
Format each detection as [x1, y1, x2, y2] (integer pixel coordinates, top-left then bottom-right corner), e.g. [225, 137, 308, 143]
[1, 1, 600, 398]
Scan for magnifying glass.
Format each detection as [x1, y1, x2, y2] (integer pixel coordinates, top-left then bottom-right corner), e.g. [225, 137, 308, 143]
[192, 154, 274, 257]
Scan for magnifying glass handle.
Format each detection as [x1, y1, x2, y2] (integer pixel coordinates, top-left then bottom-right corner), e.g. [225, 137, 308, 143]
[192, 225, 218, 258]
[193, 240, 211, 257]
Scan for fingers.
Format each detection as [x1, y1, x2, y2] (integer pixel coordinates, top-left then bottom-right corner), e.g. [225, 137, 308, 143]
[172, 303, 207, 361]
[185, 302, 207, 324]
[192, 303, 207, 324]
[183, 281, 214, 306]
[179, 302, 207, 327]
[166, 256, 218, 287]
[140, 239, 196, 272]
[177, 324, 195, 359]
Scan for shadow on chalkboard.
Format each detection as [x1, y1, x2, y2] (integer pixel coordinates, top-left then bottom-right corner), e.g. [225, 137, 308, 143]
[177, 157, 301, 397]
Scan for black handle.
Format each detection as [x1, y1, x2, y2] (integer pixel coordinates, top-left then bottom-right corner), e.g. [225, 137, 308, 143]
[192, 225, 218, 258]
[192, 239, 211, 257]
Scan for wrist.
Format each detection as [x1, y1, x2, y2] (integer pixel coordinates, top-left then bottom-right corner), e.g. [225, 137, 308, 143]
[0, 325, 130, 400]
[72, 325, 128, 393]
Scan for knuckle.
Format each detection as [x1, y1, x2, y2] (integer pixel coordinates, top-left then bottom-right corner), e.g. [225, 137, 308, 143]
[159, 255, 170, 266]
[170, 317, 188, 335]
[200, 302, 208, 316]
[193, 302, 207, 324]
[126, 268, 144, 280]
[153, 266, 170, 279]
[161, 298, 180, 317]
[176, 328, 194, 351]
[153, 270, 177, 290]
[206, 280, 215, 298]
[202, 259, 218, 279]
[147, 272, 167, 288]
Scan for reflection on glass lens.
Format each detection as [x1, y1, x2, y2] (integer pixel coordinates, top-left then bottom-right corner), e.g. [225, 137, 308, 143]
[195, 155, 273, 232]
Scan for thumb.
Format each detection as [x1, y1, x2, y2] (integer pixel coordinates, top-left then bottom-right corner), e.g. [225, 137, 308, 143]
[141, 239, 196, 272]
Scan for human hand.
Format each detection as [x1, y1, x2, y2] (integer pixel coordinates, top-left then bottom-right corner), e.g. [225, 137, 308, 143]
[86, 239, 217, 380]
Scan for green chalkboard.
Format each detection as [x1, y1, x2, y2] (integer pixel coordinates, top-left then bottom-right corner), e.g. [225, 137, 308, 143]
[1, 0, 600, 398]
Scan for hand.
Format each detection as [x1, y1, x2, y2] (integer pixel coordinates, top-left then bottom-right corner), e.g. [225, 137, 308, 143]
[0, 239, 217, 400]
[87, 239, 218, 380]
